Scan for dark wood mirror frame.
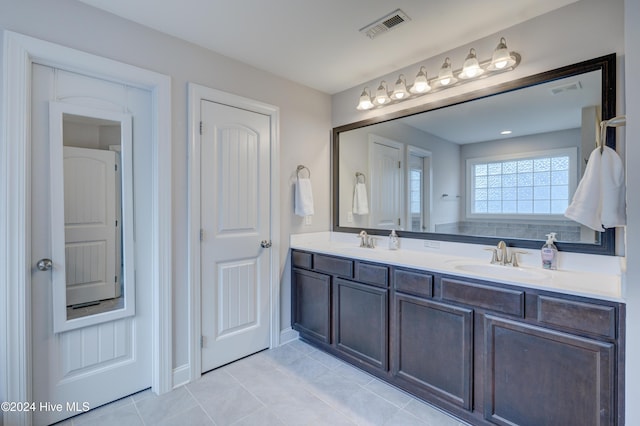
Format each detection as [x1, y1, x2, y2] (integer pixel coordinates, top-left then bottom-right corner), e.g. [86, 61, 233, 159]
[332, 53, 617, 255]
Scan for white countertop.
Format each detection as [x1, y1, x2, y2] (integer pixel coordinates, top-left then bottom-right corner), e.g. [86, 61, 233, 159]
[290, 232, 623, 302]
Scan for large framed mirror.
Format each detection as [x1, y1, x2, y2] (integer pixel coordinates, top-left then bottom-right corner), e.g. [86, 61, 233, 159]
[49, 102, 135, 332]
[333, 54, 617, 255]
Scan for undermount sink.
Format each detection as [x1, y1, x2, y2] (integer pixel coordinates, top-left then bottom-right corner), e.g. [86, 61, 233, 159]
[448, 261, 551, 281]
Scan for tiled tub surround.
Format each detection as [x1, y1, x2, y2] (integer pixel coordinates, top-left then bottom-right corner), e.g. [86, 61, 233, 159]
[290, 232, 624, 425]
[434, 220, 582, 242]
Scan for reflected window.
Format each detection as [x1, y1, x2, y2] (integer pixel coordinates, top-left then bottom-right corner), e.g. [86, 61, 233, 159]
[468, 148, 577, 217]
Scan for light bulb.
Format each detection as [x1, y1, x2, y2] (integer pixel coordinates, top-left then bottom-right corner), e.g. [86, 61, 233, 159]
[437, 57, 456, 86]
[410, 66, 431, 94]
[356, 87, 374, 110]
[459, 48, 484, 79]
[391, 75, 409, 100]
[488, 38, 516, 71]
[374, 81, 390, 105]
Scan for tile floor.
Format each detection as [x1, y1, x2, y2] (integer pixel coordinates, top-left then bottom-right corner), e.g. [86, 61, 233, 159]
[57, 340, 469, 426]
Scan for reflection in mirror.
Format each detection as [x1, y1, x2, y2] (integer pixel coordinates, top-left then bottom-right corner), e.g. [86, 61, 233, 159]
[49, 102, 135, 332]
[334, 55, 616, 255]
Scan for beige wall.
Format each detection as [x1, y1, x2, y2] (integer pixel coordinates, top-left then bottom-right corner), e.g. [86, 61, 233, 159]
[0, 0, 332, 371]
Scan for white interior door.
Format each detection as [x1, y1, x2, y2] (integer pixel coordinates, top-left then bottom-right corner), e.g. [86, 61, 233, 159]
[63, 146, 119, 306]
[369, 136, 404, 230]
[30, 64, 151, 426]
[200, 99, 271, 372]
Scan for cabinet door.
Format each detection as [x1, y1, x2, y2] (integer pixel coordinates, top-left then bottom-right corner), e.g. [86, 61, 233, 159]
[484, 315, 615, 426]
[292, 268, 331, 344]
[392, 293, 473, 410]
[334, 278, 388, 371]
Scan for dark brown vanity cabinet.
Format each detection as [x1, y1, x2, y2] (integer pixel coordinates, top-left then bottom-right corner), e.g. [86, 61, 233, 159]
[291, 268, 331, 344]
[484, 315, 615, 426]
[334, 277, 388, 371]
[392, 292, 473, 409]
[290, 250, 624, 426]
[291, 251, 390, 374]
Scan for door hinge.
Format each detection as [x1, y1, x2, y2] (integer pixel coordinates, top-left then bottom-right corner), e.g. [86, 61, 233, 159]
[200, 229, 204, 241]
[200, 335, 205, 348]
[115, 219, 118, 227]
[398, 218, 401, 226]
[115, 163, 118, 171]
[115, 275, 118, 283]
[199, 121, 203, 135]
[398, 161, 401, 168]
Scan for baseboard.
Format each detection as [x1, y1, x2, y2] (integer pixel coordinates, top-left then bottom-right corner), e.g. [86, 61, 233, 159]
[172, 364, 191, 388]
[279, 327, 299, 345]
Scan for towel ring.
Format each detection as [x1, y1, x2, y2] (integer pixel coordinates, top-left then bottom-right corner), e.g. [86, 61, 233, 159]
[296, 165, 311, 178]
[355, 172, 366, 184]
[599, 115, 627, 153]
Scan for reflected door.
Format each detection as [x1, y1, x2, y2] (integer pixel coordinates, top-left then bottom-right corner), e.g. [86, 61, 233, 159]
[30, 64, 150, 426]
[369, 136, 403, 230]
[64, 146, 120, 306]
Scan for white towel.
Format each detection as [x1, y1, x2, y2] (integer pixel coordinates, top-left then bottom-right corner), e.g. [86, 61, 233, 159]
[295, 177, 314, 216]
[352, 182, 369, 215]
[600, 146, 626, 228]
[564, 146, 626, 231]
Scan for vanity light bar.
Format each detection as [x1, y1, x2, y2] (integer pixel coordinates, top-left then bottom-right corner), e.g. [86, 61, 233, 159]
[357, 37, 521, 111]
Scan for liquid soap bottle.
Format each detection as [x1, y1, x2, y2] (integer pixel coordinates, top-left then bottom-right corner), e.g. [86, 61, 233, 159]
[541, 232, 558, 270]
[389, 230, 399, 250]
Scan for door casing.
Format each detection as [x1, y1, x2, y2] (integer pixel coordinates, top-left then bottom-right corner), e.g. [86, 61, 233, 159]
[187, 83, 280, 383]
[1, 30, 173, 426]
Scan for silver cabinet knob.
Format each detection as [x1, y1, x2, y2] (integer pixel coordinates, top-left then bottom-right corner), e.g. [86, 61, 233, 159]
[260, 240, 272, 248]
[36, 258, 53, 271]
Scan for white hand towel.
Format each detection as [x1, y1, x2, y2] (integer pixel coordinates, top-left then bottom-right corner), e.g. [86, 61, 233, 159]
[295, 177, 314, 216]
[600, 146, 626, 228]
[352, 182, 369, 215]
[565, 147, 603, 231]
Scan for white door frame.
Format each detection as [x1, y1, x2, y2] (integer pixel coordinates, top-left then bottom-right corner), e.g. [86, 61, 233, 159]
[1, 30, 173, 426]
[187, 83, 280, 382]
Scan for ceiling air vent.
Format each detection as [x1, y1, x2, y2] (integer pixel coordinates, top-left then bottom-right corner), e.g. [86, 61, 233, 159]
[360, 9, 411, 39]
[549, 81, 583, 95]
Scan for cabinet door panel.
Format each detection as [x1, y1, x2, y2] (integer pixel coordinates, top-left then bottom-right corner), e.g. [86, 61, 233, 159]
[393, 293, 473, 409]
[484, 315, 614, 426]
[292, 268, 331, 344]
[334, 278, 388, 370]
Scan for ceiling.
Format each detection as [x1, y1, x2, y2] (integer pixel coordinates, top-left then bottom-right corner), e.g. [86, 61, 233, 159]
[401, 69, 601, 144]
[76, 0, 579, 94]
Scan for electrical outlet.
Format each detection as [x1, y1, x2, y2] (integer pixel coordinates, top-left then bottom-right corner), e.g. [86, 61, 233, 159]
[423, 240, 440, 249]
[347, 212, 353, 223]
[304, 215, 312, 225]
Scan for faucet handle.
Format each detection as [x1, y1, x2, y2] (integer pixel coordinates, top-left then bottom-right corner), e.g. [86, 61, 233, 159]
[509, 251, 527, 267]
[484, 248, 499, 264]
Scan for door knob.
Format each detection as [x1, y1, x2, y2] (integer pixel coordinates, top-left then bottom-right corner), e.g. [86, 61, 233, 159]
[260, 240, 272, 248]
[36, 258, 53, 271]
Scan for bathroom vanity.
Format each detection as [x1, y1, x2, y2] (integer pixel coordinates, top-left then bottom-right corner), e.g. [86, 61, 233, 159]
[290, 235, 625, 426]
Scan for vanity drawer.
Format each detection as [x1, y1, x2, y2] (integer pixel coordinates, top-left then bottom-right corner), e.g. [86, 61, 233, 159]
[394, 269, 433, 298]
[441, 278, 524, 317]
[292, 250, 312, 269]
[536, 295, 616, 339]
[313, 254, 353, 278]
[356, 262, 388, 288]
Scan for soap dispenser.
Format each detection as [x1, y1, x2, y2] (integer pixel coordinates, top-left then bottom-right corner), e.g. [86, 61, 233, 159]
[541, 232, 558, 270]
[389, 230, 399, 250]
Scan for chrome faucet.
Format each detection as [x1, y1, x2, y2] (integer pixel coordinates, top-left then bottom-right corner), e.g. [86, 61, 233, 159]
[358, 230, 376, 248]
[486, 241, 526, 266]
[497, 241, 508, 265]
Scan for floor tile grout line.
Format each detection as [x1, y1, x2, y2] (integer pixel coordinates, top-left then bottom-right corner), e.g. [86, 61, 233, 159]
[183, 383, 219, 425]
